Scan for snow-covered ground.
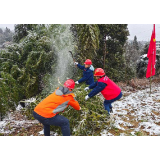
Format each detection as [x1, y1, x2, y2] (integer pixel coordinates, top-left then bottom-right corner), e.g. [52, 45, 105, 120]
[101, 83, 160, 136]
[0, 111, 39, 135]
[0, 84, 160, 136]
[0, 98, 39, 135]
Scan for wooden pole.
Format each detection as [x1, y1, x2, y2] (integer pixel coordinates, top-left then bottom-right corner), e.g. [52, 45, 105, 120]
[149, 75, 152, 96]
[149, 56, 152, 96]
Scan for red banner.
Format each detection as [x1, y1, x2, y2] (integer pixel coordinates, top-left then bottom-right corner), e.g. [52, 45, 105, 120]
[146, 24, 156, 78]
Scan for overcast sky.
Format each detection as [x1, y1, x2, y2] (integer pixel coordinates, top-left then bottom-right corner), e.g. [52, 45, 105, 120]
[0, 24, 15, 30]
[128, 24, 160, 41]
[1, 24, 160, 42]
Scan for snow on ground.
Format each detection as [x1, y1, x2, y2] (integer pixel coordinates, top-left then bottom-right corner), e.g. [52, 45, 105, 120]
[38, 130, 58, 136]
[0, 83, 160, 136]
[0, 111, 39, 135]
[101, 83, 160, 136]
[0, 102, 57, 136]
[0, 105, 40, 135]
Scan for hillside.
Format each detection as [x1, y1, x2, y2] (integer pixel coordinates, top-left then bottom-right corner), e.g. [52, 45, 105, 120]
[102, 80, 160, 136]
[1, 77, 160, 136]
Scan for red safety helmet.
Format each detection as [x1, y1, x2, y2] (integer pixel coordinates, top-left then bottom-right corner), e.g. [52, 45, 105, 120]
[64, 79, 75, 89]
[94, 68, 105, 76]
[84, 59, 92, 65]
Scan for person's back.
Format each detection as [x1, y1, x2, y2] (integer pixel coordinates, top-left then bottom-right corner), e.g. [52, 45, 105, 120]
[34, 86, 80, 118]
[98, 76, 121, 100]
[84, 68, 122, 114]
[33, 79, 80, 136]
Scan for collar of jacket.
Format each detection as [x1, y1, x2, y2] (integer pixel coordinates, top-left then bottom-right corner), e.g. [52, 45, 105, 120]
[55, 86, 75, 97]
[84, 65, 94, 71]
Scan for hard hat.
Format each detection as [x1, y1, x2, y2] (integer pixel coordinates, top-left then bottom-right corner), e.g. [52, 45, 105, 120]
[84, 59, 92, 65]
[64, 79, 75, 89]
[94, 68, 105, 76]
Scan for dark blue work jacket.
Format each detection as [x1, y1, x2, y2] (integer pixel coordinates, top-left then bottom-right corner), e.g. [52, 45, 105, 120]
[77, 64, 94, 85]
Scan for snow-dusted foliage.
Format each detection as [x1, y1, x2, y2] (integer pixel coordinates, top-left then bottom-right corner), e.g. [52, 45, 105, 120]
[136, 54, 160, 78]
[0, 25, 54, 120]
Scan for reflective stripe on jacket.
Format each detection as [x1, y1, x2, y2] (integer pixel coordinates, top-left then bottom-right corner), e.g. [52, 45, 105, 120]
[34, 86, 80, 118]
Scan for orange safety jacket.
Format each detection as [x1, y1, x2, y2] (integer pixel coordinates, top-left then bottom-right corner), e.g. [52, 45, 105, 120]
[34, 86, 80, 118]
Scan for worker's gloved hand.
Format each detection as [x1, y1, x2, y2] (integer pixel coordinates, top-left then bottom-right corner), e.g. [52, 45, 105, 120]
[74, 62, 78, 65]
[75, 81, 79, 84]
[84, 87, 89, 91]
[85, 95, 89, 101]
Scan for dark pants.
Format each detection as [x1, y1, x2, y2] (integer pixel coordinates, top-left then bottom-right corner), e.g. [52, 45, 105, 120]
[104, 92, 122, 114]
[33, 111, 70, 136]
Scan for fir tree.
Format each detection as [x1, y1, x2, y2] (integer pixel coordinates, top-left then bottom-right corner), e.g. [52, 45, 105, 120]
[0, 25, 54, 119]
[72, 24, 100, 61]
[96, 24, 129, 82]
[133, 36, 139, 51]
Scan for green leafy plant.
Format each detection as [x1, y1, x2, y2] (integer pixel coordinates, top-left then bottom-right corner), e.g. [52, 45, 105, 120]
[24, 84, 109, 136]
[60, 84, 109, 136]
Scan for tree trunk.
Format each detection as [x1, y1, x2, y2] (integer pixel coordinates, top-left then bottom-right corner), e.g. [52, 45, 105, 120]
[103, 34, 107, 70]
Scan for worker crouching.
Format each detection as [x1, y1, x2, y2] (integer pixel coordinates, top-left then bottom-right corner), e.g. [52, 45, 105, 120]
[33, 79, 81, 136]
[84, 68, 122, 115]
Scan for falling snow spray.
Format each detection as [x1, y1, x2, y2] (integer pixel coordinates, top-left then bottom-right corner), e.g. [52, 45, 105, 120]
[47, 24, 76, 93]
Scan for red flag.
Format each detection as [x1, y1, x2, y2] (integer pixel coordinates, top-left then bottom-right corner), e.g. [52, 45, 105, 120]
[146, 24, 156, 78]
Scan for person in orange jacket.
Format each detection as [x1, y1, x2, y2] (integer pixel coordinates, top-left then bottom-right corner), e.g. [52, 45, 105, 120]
[33, 79, 81, 136]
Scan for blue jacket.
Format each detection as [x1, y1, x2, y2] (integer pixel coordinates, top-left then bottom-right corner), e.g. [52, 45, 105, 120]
[88, 81, 107, 98]
[77, 64, 94, 85]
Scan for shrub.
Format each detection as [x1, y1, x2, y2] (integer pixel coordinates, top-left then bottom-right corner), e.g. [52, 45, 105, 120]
[23, 84, 109, 136]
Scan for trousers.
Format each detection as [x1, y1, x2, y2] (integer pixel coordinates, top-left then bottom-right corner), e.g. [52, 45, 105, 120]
[33, 111, 70, 136]
[104, 92, 122, 114]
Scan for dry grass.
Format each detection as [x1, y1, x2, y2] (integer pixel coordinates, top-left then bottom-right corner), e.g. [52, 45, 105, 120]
[117, 75, 160, 92]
